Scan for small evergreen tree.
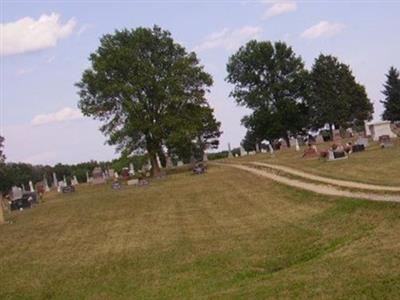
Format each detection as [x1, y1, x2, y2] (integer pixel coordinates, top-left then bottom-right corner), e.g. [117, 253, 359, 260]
[381, 67, 400, 121]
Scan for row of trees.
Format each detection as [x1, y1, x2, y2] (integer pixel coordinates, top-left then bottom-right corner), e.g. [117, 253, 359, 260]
[226, 41, 375, 149]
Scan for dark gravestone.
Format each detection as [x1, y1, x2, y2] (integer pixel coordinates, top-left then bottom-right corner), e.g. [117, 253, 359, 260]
[379, 135, 393, 148]
[10, 192, 37, 211]
[62, 186, 75, 193]
[333, 151, 346, 159]
[352, 144, 365, 153]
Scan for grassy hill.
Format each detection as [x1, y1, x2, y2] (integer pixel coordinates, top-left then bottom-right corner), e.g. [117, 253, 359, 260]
[1, 142, 400, 299]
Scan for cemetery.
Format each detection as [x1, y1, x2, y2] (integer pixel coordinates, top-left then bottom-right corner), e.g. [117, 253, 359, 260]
[1, 4, 400, 298]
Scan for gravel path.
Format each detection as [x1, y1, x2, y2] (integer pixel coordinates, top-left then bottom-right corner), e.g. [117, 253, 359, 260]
[224, 164, 400, 203]
[251, 162, 400, 192]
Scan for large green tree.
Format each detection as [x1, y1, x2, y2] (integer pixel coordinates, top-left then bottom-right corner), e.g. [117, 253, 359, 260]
[77, 26, 219, 176]
[381, 66, 400, 121]
[226, 40, 308, 147]
[308, 54, 373, 131]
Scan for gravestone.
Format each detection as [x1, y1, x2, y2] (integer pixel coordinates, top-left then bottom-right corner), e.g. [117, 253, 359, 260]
[127, 179, 139, 186]
[248, 151, 256, 156]
[11, 186, 23, 201]
[295, 139, 300, 151]
[255, 143, 260, 153]
[53, 172, 58, 188]
[177, 160, 184, 167]
[62, 186, 75, 193]
[71, 176, 79, 186]
[129, 163, 135, 176]
[355, 137, 369, 148]
[112, 182, 121, 190]
[379, 135, 394, 148]
[203, 152, 208, 162]
[315, 135, 324, 144]
[92, 167, 106, 184]
[108, 169, 115, 179]
[166, 155, 173, 168]
[29, 181, 34, 192]
[86, 171, 90, 183]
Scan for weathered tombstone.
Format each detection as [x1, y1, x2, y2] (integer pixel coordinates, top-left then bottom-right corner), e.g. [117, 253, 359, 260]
[92, 167, 106, 184]
[11, 186, 23, 201]
[63, 175, 67, 185]
[29, 181, 34, 192]
[295, 139, 300, 151]
[62, 186, 75, 193]
[228, 143, 233, 158]
[114, 172, 119, 179]
[355, 137, 369, 148]
[43, 176, 50, 192]
[53, 172, 58, 188]
[289, 137, 297, 148]
[166, 155, 173, 168]
[379, 135, 394, 148]
[86, 171, 90, 183]
[127, 179, 139, 186]
[71, 176, 79, 186]
[108, 169, 115, 178]
[368, 121, 397, 141]
[203, 152, 208, 162]
[248, 151, 256, 156]
[177, 160, 184, 167]
[315, 135, 324, 144]
[112, 182, 121, 190]
[261, 148, 267, 153]
[35, 182, 45, 194]
[129, 163, 135, 176]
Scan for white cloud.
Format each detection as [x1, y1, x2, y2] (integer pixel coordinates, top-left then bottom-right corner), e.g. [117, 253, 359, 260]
[193, 26, 263, 52]
[1, 13, 76, 56]
[262, 0, 297, 19]
[301, 21, 346, 39]
[31, 107, 84, 126]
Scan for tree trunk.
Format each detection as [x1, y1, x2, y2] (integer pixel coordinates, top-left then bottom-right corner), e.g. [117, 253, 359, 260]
[150, 153, 162, 177]
[0, 196, 5, 225]
[284, 134, 291, 148]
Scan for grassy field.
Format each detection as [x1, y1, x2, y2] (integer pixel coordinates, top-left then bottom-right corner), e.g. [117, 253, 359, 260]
[229, 138, 400, 186]
[1, 158, 400, 299]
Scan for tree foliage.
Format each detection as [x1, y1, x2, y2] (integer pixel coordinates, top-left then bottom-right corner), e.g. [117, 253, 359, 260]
[308, 54, 373, 130]
[77, 25, 220, 175]
[381, 66, 400, 121]
[226, 40, 308, 146]
[0, 135, 5, 163]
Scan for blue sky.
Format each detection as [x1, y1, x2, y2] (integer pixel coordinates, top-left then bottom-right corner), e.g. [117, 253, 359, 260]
[1, 0, 399, 165]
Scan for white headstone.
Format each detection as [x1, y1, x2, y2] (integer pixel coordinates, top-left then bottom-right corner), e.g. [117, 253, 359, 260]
[53, 172, 58, 188]
[177, 160, 184, 167]
[295, 139, 300, 151]
[166, 155, 173, 168]
[127, 179, 139, 186]
[29, 181, 34, 192]
[86, 171, 90, 183]
[129, 163, 135, 176]
[11, 186, 23, 200]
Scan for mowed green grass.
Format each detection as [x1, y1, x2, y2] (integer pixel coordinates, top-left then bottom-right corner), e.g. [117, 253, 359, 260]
[230, 138, 400, 186]
[1, 164, 400, 299]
